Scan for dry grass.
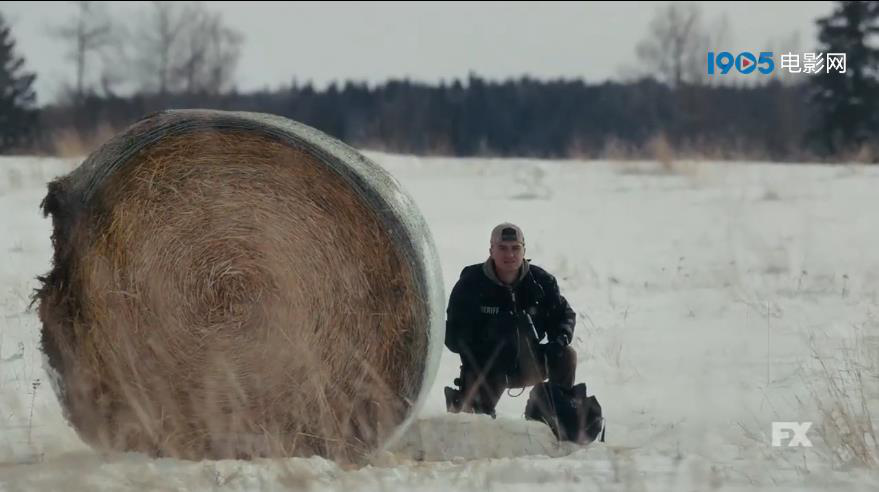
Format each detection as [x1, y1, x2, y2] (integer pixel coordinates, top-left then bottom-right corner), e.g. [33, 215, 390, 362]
[596, 133, 710, 179]
[646, 134, 676, 173]
[806, 328, 879, 468]
[34, 119, 433, 463]
[50, 125, 119, 159]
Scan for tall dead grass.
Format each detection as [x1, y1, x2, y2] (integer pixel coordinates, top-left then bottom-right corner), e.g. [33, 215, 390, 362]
[806, 327, 879, 468]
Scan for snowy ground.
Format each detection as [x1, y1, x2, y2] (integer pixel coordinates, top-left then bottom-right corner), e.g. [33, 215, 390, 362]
[2, 153, 879, 491]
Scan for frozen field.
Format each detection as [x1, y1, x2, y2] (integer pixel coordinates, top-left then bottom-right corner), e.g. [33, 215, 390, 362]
[1, 153, 878, 491]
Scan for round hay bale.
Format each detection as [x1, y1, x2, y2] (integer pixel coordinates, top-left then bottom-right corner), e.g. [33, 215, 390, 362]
[34, 110, 444, 461]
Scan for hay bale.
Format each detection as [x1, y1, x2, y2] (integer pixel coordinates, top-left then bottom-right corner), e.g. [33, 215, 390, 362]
[34, 110, 444, 462]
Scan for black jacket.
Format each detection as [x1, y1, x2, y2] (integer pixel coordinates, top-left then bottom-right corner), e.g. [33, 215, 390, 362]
[444, 259, 576, 364]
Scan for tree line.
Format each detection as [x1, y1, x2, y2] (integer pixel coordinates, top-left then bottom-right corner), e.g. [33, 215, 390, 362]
[1, 2, 877, 162]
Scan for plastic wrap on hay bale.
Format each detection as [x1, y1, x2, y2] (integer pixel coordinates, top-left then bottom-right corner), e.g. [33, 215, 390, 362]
[34, 110, 444, 462]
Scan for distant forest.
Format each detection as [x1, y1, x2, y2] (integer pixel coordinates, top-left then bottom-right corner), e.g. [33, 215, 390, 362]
[36, 77, 815, 161]
[2, 2, 878, 162]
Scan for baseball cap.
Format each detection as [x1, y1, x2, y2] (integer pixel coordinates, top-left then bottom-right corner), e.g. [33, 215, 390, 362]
[490, 223, 525, 245]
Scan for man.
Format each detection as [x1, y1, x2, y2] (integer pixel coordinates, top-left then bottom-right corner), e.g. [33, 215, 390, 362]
[444, 223, 577, 417]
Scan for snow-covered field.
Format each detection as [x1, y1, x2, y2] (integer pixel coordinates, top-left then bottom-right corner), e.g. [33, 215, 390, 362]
[1, 153, 878, 491]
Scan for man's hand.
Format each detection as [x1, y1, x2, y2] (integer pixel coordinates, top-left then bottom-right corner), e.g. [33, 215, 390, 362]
[544, 334, 570, 359]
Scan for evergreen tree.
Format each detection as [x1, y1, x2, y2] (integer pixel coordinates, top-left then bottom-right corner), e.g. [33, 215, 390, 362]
[812, 1, 879, 155]
[0, 13, 37, 153]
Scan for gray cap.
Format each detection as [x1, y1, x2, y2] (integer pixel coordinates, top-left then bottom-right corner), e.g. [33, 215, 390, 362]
[490, 223, 525, 245]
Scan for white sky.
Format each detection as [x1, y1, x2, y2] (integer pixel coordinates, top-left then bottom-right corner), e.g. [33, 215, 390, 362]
[1, 1, 834, 105]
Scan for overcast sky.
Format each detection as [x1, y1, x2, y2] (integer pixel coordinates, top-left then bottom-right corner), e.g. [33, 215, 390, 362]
[1, 1, 834, 105]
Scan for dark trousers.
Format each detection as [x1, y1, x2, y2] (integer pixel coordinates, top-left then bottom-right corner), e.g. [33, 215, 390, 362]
[454, 344, 577, 415]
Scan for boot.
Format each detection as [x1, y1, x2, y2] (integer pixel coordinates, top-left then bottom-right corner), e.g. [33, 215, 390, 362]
[445, 386, 463, 413]
[445, 386, 498, 419]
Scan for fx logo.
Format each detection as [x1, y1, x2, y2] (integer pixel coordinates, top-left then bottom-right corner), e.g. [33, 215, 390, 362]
[771, 421, 813, 447]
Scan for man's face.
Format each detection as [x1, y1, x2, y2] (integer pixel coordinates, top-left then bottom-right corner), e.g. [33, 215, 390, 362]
[490, 240, 525, 275]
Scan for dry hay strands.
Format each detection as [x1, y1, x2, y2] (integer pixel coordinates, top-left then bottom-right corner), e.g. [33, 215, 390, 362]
[33, 109, 444, 462]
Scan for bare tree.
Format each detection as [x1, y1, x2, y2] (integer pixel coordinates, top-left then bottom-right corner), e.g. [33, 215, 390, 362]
[201, 11, 244, 95]
[130, 2, 243, 96]
[636, 3, 707, 88]
[97, 32, 129, 98]
[703, 13, 731, 84]
[51, 1, 113, 103]
[172, 3, 243, 95]
[767, 30, 804, 87]
[133, 1, 187, 95]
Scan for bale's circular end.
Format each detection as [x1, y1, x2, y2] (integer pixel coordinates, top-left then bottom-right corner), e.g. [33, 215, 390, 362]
[36, 110, 444, 461]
